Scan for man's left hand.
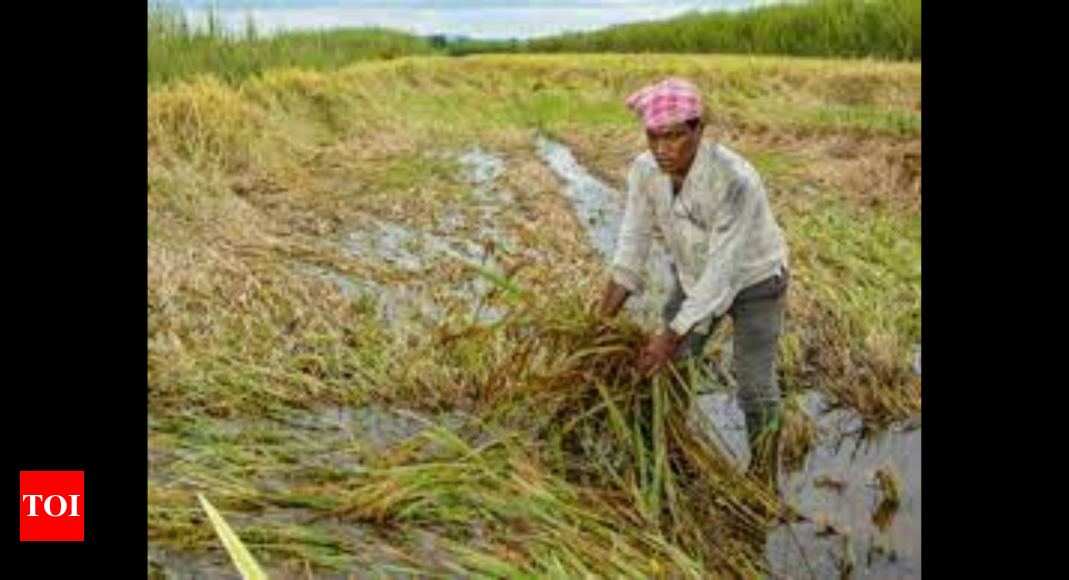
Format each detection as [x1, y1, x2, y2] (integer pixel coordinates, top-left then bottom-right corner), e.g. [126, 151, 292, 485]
[636, 331, 683, 375]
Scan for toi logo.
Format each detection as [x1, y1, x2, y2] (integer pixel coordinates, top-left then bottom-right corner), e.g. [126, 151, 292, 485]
[20, 471, 84, 541]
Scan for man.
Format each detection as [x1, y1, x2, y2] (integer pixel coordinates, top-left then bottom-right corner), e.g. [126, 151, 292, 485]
[596, 78, 790, 487]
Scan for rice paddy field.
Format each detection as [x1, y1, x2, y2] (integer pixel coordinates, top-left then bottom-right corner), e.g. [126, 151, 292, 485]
[147, 47, 921, 578]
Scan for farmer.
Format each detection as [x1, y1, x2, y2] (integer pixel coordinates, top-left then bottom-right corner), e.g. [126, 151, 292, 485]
[595, 78, 790, 488]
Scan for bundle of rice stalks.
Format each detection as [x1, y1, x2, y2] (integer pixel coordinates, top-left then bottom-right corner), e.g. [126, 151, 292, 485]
[377, 292, 795, 576]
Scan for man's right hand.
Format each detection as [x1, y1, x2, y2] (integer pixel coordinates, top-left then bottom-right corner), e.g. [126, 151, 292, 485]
[595, 279, 631, 319]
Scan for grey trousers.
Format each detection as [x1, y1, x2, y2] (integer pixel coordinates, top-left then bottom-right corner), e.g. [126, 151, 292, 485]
[663, 266, 789, 436]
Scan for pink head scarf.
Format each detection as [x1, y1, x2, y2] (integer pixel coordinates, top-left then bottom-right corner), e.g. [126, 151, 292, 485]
[625, 78, 704, 131]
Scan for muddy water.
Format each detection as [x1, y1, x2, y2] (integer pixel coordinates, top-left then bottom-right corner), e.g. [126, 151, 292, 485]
[698, 391, 921, 578]
[292, 404, 468, 452]
[535, 137, 623, 260]
[459, 145, 507, 195]
[539, 137, 921, 578]
[307, 146, 530, 325]
[296, 262, 442, 323]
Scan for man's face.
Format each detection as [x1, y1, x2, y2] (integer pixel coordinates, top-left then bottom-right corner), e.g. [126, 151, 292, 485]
[646, 118, 703, 177]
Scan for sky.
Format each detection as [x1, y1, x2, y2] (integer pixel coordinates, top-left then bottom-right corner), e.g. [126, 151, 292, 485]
[157, 1, 769, 39]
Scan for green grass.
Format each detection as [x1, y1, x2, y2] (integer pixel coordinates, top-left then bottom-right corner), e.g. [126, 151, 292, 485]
[147, 4, 436, 85]
[526, 0, 921, 60]
[778, 200, 921, 422]
[809, 102, 922, 136]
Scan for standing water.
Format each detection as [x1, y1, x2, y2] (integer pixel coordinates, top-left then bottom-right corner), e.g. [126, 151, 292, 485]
[698, 391, 921, 578]
[304, 146, 527, 325]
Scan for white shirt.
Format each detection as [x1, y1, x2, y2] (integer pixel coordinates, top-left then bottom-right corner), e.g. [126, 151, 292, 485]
[611, 141, 789, 335]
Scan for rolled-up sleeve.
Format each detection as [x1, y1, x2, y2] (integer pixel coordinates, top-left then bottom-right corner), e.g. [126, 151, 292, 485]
[669, 174, 760, 335]
[610, 162, 655, 293]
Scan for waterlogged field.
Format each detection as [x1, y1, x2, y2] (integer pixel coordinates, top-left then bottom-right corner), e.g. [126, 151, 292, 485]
[148, 53, 921, 578]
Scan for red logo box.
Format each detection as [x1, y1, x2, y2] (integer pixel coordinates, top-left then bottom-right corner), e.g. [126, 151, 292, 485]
[20, 471, 83, 541]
